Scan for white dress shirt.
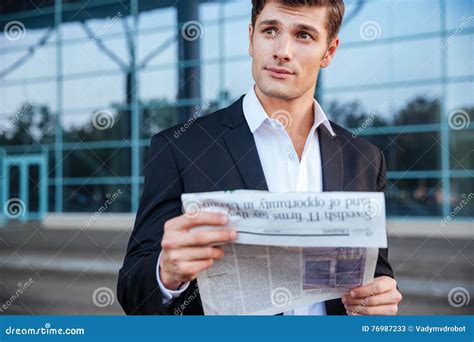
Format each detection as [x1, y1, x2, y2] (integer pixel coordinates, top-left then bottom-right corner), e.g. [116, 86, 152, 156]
[157, 84, 336, 315]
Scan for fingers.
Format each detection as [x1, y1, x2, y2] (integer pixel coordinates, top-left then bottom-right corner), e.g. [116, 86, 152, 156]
[342, 290, 402, 306]
[345, 303, 398, 315]
[162, 259, 216, 284]
[160, 247, 225, 289]
[160, 212, 235, 288]
[165, 212, 229, 232]
[166, 247, 225, 262]
[342, 277, 402, 316]
[160, 212, 236, 288]
[162, 229, 237, 249]
[179, 260, 216, 277]
[186, 229, 237, 247]
[349, 276, 396, 299]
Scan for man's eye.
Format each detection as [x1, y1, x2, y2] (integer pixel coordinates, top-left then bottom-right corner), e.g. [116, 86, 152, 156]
[263, 27, 278, 36]
[298, 32, 312, 40]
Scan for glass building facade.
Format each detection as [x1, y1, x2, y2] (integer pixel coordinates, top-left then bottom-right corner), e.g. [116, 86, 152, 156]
[0, 0, 473, 221]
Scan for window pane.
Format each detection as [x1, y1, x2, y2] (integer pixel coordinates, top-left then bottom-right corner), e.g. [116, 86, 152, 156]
[62, 107, 132, 142]
[324, 86, 441, 128]
[328, 39, 442, 88]
[224, 60, 252, 101]
[223, 19, 249, 58]
[449, 178, 474, 218]
[140, 68, 177, 103]
[224, 1, 250, 18]
[446, 82, 474, 114]
[1, 45, 56, 81]
[450, 128, 474, 170]
[140, 103, 179, 137]
[62, 147, 132, 178]
[340, 0, 440, 43]
[0, 82, 57, 119]
[62, 74, 124, 111]
[367, 132, 441, 171]
[28, 164, 40, 212]
[387, 178, 442, 216]
[138, 31, 177, 69]
[447, 0, 474, 30]
[201, 23, 220, 61]
[202, 63, 220, 102]
[63, 37, 128, 75]
[63, 184, 130, 213]
[447, 36, 474, 78]
[138, 6, 175, 31]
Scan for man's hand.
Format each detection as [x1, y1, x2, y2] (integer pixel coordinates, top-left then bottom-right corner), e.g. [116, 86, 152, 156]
[159, 212, 237, 290]
[342, 276, 402, 315]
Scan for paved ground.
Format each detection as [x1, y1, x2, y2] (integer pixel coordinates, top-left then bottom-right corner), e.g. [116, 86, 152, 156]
[0, 223, 472, 315]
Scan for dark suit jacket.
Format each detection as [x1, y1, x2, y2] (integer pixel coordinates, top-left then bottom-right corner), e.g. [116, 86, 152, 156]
[117, 95, 394, 315]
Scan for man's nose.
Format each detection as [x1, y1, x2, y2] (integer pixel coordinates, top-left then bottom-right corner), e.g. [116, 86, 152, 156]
[273, 34, 292, 62]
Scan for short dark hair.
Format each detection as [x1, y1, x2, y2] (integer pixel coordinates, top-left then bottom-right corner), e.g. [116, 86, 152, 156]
[251, 0, 345, 43]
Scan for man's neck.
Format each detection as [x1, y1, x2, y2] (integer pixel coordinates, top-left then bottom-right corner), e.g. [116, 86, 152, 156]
[254, 84, 316, 160]
[254, 84, 315, 134]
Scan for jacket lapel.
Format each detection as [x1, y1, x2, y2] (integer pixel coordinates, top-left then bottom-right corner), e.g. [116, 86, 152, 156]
[319, 123, 345, 191]
[319, 123, 346, 315]
[222, 96, 268, 191]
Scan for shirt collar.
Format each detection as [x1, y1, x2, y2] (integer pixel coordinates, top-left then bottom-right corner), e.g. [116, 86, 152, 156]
[242, 84, 336, 137]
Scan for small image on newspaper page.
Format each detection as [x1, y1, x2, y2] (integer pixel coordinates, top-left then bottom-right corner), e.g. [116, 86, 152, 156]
[181, 190, 386, 315]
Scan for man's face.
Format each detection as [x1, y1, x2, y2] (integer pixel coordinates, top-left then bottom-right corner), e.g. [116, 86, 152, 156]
[249, 1, 338, 100]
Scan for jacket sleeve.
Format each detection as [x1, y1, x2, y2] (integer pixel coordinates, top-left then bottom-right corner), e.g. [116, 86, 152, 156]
[374, 149, 395, 279]
[117, 133, 184, 315]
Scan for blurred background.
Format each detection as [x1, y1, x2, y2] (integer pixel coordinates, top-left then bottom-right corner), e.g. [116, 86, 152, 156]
[0, 0, 472, 315]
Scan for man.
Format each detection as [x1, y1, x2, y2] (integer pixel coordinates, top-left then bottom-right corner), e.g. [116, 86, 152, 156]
[118, 0, 402, 315]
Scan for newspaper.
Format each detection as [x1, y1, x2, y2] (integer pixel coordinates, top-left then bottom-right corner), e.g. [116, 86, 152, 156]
[181, 190, 386, 315]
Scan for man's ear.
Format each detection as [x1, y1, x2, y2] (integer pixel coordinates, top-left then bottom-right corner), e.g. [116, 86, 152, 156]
[248, 24, 254, 57]
[321, 37, 339, 68]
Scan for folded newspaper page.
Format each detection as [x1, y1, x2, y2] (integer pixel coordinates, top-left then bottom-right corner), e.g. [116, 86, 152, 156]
[181, 190, 387, 315]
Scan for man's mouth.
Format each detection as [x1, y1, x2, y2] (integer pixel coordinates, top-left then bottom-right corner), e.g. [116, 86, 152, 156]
[265, 66, 294, 79]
